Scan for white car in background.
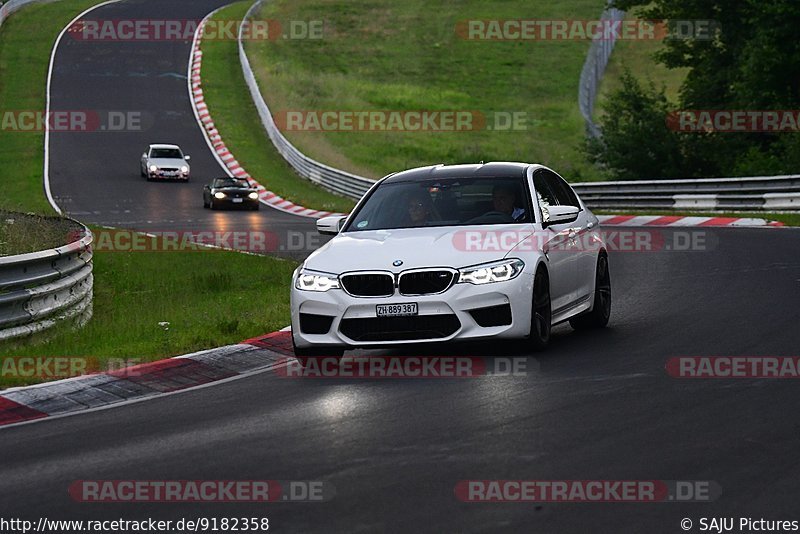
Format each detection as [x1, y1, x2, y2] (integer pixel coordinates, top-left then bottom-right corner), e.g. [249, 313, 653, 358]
[290, 162, 611, 363]
[140, 143, 191, 181]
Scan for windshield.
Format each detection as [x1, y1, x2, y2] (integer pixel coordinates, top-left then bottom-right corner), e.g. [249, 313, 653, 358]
[213, 178, 249, 188]
[343, 176, 533, 232]
[150, 148, 183, 159]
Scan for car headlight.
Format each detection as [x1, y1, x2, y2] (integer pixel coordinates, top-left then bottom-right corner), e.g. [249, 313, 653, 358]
[295, 269, 340, 292]
[214, 192, 226, 199]
[181, 166, 189, 173]
[458, 258, 525, 285]
[248, 192, 259, 200]
[149, 165, 158, 172]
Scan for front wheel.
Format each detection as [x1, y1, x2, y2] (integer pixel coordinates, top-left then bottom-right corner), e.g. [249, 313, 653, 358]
[528, 267, 551, 351]
[570, 253, 611, 330]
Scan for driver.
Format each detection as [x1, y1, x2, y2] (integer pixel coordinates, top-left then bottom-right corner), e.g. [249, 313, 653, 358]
[491, 185, 526, 221]
[405, 190, 436, 227]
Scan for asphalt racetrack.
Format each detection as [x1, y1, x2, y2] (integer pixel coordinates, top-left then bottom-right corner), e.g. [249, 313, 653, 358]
[47, 0, 318, 260]
[6, 0, 800, 532]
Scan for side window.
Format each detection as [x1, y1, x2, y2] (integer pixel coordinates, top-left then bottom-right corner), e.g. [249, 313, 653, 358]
[548, 172, 580, 207]
[533, 171, 559, 222]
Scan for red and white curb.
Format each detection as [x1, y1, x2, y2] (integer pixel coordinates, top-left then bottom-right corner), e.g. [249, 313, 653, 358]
[0, 330, 295, 428]
[189, 15, 341, 220]
[598, 215, 784, 227]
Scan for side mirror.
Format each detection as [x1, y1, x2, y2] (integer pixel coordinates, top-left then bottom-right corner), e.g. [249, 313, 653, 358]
[316, 215, 346, 236]
[142, 153, 147, 158]
[543, 205, 579, 227]
[184, 155, 191, 161]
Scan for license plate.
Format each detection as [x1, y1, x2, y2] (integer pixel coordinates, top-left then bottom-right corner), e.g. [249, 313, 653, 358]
[232, 198, 243, 203]
[164, 172, 177, 177]
[376, 303, 418, 317]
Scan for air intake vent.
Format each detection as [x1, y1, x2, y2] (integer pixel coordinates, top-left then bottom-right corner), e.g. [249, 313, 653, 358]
[398, 269, 455, 295]
[340, 272, 395, 297]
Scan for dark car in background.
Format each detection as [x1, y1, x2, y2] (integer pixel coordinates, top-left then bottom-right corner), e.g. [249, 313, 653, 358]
[202, 177, 260, 210]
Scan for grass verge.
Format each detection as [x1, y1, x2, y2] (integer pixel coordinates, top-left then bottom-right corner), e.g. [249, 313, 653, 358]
[0, 229, 298, 389]
[0, 0, 102, 214]
[236, 0, 607, 187]
[0, 3, 298, 388]
[200, 2, 356, 214]
[0, 210, 81, 255]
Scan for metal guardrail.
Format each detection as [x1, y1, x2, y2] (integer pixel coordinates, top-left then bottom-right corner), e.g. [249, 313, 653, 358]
[0, 221, 93, 341]
[578, 8, 625, 139]
[572, 175, 800, 211]
[238, 1, 374, 200]
[237, 2, 799, 211]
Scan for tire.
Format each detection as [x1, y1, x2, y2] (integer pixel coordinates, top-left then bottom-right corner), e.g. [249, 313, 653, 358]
[570, 253, 611, 330]
[528, 267, 551, 351]
[203, 197, 209, 209]
[251, 203, 260, 211]
[209, 199, 216, 210]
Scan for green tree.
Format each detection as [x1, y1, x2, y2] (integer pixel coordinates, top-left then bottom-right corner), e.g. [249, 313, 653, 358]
[595, 0, 800, 178]
[586, 71, 684, 179]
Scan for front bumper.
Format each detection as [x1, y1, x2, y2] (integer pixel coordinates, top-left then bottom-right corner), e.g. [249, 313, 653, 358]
[212, 196, 260, 207]
[149, 170, 190, 180]
[290, 272, 535, 349]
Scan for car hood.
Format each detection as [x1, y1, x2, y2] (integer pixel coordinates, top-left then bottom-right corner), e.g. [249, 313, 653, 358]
[303, 225, 536, 274]
[148, 158, 187, 168]
[213, 186, 255, 193]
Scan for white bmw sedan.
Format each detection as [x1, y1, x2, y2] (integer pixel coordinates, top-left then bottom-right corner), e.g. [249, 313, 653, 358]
[290, 162, 610, 362]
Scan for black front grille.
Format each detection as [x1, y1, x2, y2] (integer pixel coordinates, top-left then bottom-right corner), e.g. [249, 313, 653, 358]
[469, 304, 512, 327]
[299, 313, 334, 334]
[340, 315, 461, 342]
[398, 270, 455, 295]
[340, 273, 395, 297]
[161, 167, 179, 172]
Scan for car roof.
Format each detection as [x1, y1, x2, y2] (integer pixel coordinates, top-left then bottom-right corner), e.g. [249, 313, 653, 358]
[149, 144, 181, 150]
[382, 162, 533, 184]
